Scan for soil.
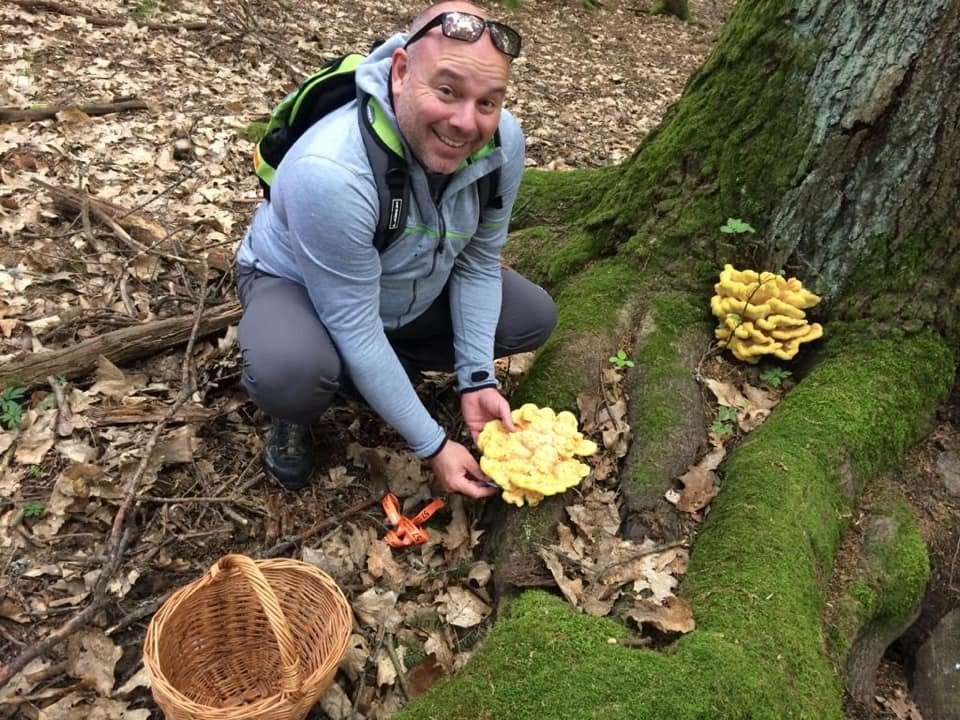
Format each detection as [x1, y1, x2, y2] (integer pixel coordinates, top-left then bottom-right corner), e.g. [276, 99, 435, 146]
[0, 1, 957, 719]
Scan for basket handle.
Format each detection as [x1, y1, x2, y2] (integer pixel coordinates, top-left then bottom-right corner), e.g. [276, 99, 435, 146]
[212, 554, 303, 697]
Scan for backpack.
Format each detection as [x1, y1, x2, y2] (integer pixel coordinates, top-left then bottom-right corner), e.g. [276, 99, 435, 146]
[253, 53, 502, 254]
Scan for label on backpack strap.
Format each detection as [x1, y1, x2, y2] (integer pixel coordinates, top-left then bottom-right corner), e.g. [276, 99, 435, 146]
[388, 198, 404, 230]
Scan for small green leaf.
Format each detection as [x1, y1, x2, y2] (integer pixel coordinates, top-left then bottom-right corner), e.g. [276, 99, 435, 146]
[22, 501, 45, 518]
[760, 366, 793, 387]
[717, 406, 738, 422]
[720, 218, 756, 235]
[710, 420, 734, 436]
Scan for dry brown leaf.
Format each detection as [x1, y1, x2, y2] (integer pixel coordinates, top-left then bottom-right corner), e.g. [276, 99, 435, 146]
[538, 546, 583, 608]
[466, 560, 492, 590]
[0, 597, 29, 623]
[352, 587, 402, 631]
[422, 627, 456, 673]
[32, 462, 103, 539]
[376, 647, 398, 687]
[624, 596, 696, 634]
[566, 489, 621, 540]
[65, 628, 122, 696]
[88, 355, 148, 399]
[407, 653, 446, 696]
[367, 539, 406, 591]
[668, 442, 726, 513]
[339, 633, 370, 682]
[441, 494, 472, 557]
[155, 425, 198, 464]
[318, 681, 356, 720]
[437, 586, 490, 628]
[875, 688, 924, 719]
[13, 408, 56, 465]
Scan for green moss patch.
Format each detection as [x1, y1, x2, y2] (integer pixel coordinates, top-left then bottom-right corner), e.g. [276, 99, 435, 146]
[398, 332, 953, 720]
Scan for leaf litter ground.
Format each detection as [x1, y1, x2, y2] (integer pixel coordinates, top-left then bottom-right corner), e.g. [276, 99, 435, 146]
[1, 1, 955, 719]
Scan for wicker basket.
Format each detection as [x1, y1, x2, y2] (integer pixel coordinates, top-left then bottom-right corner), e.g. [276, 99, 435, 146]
[143, 554, 352, 720]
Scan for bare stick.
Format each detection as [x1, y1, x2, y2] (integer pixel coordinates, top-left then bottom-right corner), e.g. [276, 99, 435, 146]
[0, 99, 150, 123]
[385, 634, 411, 701]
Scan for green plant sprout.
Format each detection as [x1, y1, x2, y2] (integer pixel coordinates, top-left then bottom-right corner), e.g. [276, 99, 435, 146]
[720, 217, 756, 234]
[710, 405, 739, 436]
[760, 366, 793, 387]
[22, 501, 45, 518]
[608, 349, 635, 369]
[0, 386, 26, 430]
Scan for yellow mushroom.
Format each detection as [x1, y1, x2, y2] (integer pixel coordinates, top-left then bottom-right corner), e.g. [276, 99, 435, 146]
[477, 403, 597, 507]
[710, 265, 823, 364]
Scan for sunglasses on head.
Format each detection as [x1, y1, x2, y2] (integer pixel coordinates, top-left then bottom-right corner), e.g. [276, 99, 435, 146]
[404, 10, 522, 58]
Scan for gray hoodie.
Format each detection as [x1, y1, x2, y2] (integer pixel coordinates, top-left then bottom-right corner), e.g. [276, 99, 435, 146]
[236, 34, 526, 457]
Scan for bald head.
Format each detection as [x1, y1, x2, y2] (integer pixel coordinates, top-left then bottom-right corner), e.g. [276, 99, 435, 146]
[409, 1, 489, 36]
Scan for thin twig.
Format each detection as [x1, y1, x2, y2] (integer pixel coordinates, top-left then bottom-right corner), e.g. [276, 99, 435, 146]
[385, 634, 411, 701]
[352, 623, 387, 715]
[105, 591, 176, 637]
[45, 375, 71, 437]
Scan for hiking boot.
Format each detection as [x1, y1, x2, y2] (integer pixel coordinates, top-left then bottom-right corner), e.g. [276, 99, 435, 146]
[263, 419, 315, 490]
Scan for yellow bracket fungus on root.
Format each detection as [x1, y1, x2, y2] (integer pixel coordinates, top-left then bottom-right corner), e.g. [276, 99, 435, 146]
[476, 403, 598, 507]
[711, 264, 823, 364]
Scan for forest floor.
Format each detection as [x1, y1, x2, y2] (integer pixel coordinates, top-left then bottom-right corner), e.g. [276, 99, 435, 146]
[0, 1, 957, 719]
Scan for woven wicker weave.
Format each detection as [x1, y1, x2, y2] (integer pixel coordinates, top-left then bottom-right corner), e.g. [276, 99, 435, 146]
[143, 554, 352, 720]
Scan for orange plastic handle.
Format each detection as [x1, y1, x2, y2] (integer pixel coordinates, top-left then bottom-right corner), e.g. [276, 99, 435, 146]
[397, 517, 427, 544]
[381, 493, 402, 527]
[408, 498, 445, 526]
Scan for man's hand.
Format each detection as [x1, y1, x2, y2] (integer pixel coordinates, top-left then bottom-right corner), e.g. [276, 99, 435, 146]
[429, 440, 499, 499]
[461, 387, 515, 441]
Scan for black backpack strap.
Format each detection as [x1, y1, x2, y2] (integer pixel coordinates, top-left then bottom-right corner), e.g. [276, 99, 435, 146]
[476, 129, 502, 212]
[358, 93, 409, 253]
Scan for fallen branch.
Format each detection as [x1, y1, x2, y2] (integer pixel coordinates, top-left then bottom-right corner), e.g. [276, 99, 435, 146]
[42, 181, 167, 246]
[0, 301, 241, 390]
[87, 403, 217, 427]
[0, 99, 150, 123]
[0, 270, 209, 690]
[8, 0, 214, 31]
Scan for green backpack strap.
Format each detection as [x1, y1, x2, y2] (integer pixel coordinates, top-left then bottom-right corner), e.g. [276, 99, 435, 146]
[358, 93, 409, 254]
[253, 54, 364, 198]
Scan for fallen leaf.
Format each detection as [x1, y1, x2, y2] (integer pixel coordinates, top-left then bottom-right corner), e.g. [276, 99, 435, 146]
[352, 587, 402, 631]
[538, 546, 583, 608]
[422, 628, 456, 673]
[338, 633, 369, 682]
[14, 408, 56, 465]
[88, 355, 148, 399]
[437, 586, 491, 628]
[318, 681, 354, 720]
[624, 596, 696, 634]
[367, 539, 406, 591]
[407, 653, 445, 696]
[66, 628, 122, 695]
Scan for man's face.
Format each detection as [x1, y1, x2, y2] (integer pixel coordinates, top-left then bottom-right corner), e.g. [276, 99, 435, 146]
[391, 28, 510, 175]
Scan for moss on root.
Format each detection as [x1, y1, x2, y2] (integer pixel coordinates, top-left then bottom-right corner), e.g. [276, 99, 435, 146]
[396, 332, 954, 720]
[515, 259, 640, 410]
[827, 492, 930, 665]
[624, 292, 712, 502]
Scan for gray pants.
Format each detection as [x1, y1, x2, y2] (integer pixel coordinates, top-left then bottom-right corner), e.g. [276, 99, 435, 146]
[236, 266, 557, 423]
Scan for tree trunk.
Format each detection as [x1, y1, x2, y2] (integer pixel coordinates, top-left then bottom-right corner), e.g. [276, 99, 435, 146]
[403, 1, 959, 718]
